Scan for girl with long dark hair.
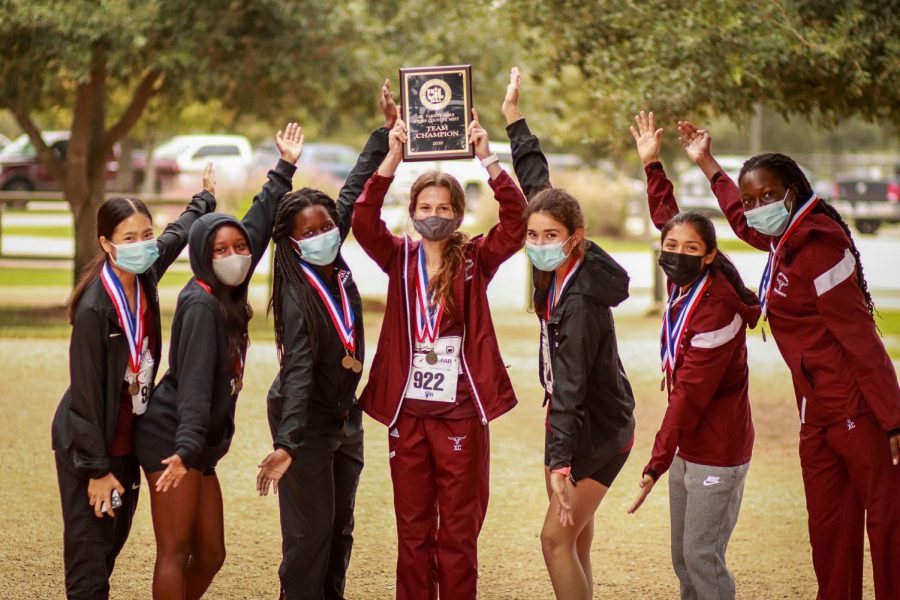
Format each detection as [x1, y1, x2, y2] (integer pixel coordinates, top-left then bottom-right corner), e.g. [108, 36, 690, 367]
[626, 111, 758, 600]
[51, 170, 215, 599]
[503, 68, 635, 599]
[679, 120, 900, 599]
[132, 123, 303, 599]
[255, 81, 394, 600]
[351, 109, 526, 599]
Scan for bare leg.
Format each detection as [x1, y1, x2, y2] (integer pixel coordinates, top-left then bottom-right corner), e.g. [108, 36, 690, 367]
[576, 516, 595, 594]
[185, 473, 226, 600]
[541, 476, 609, 600]
[147, 469, 202, 600]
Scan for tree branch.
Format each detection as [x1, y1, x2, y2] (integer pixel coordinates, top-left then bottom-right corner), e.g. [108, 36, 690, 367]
[11, 106, 66, 184]
[102, 67, 163, 152]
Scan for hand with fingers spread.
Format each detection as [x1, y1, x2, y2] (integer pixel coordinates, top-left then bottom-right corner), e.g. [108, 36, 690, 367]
[630, 110, 664, 166]
[257, 448, 293, 496]
[87, 473, 125, 518]
[276, 122, 304, 165]
[677, 120, 721, 180]
[155, 454, 187, 493]
[202, 162, 216, 196]
[627, 474, 656, 514]
[549, 472, 575, 527]
[380, 79, 399, 130]
[467, 108, 492, 160]
[501, 66, 524, 125]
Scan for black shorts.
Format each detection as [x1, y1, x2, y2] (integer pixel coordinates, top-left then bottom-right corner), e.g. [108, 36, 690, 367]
[544, 430, 630, 488]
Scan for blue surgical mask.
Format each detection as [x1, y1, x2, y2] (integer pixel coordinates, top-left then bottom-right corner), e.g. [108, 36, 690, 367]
[745, 191, 790, 236]
[293, 228, 340, 266]
[111, 239, 159, 274]
[526, 237, 572, 272]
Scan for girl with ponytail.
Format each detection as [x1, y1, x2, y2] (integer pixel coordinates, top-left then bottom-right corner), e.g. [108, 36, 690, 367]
[351, 106, 527, 599]
[627, 111, 758, 600]
[679, 120, 900, 599]
[255, 81, 394, 600]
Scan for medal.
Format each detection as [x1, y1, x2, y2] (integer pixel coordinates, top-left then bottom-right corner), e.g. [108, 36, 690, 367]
[415, 245, 445, 359]
[426, 350, 438, 365]
[233, 379, 243, 394]
[100, 262, 145, 393]
[298, 259, 358, 371]
[660, 271, 711, 376]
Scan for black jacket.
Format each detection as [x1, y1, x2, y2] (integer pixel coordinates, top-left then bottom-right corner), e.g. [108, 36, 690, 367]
[134, 159, 295, 469]
[508, 118, 636, 477]
[267, 127, 388, 454]
[51, 191, 216, 479]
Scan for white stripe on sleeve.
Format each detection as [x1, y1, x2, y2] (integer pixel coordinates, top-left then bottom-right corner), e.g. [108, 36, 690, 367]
[690, 313, 742, 349]
[813, 249, 855, 297]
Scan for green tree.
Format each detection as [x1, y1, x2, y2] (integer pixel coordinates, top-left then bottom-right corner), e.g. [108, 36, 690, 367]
[0, 0, 363, 279]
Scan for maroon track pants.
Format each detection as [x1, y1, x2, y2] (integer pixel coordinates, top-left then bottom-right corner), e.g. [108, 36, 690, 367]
[799, 414, 900, 600]
[388, 413, 490, 600]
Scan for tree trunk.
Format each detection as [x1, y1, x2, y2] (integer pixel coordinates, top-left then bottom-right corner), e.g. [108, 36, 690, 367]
[70, 184, 105, 283]
[114, 137, 135, 192]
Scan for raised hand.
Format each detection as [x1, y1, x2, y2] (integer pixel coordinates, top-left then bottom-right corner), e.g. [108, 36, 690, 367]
[202, 162, 216, 196]
[677, 120, 712, 164]
[275, 122, 304, 165]
[380, 79, 399, 129]
[630, 110, 664, 166]
[377, 119, 408, 177]
[501, 66, 524, 124]
[468, 108, 491, 160]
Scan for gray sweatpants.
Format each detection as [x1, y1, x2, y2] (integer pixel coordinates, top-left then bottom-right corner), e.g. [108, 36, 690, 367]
[669, 456, 749, 600]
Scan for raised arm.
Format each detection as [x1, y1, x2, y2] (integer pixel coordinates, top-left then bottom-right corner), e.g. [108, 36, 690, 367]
[351, 120, 406, 272]
[240, 123, 301, 270]
[502, 67, 551, 198]
[678, 121, 770, 251]
[152, 165, 217, 280]
[334, 80, 394, 239]
[631, 110, 678, 229]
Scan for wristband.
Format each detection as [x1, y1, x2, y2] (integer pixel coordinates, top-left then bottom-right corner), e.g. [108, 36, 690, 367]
[551, 466, 571, 477]
[480, 154, 500, 169]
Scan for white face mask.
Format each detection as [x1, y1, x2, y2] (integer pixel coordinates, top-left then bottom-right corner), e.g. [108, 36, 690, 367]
[212, 254, 252, 287]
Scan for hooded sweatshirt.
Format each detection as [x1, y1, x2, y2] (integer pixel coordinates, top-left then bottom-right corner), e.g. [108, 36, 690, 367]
[134, 159, 294, 469]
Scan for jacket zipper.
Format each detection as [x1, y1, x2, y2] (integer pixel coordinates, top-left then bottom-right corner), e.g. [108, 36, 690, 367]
[460, 326, 489, 425]
[388, 236, 415, 428]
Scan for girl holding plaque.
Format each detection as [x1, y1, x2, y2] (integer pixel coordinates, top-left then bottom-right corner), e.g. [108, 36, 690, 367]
[352, 109, 526, 599]
[255, 82, 394, 600]
[678, 121, 900, 600]
[52, 177, 215, 598]
[132, 124, 302, 599]
[503, 67, 636, 600]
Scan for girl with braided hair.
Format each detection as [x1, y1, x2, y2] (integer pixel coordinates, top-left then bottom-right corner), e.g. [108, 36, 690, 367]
[255, 81, 395, 600]
[679, 121, 900, 600]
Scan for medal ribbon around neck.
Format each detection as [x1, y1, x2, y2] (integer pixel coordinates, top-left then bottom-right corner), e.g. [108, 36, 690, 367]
[544, 257, 583, 321]
[758, 194, 819, 319]
[298, 259, 356, 354]
[415, 244, 445, 346]
[660, 270, 711, 375]
[100, 261, 144, 377]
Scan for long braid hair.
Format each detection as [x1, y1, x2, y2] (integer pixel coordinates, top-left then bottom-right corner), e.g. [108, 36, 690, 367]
[409, 172, 469, 316]
[269, 188, 340, 364]
[739, 153, 875, 316]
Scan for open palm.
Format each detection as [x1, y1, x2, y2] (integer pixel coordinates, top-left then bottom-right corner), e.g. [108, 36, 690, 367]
[275, 122, 304, 165]
[677, 121, 711, 165]
[629, 110, 663, 166]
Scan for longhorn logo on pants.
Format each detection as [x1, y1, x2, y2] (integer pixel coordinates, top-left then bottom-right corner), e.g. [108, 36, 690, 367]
[448, 435, 467, 452]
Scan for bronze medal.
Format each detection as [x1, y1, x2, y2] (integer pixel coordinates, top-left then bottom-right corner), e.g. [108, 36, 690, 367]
[351, 359, 363, 374]
[426, 350, 438, 365]
[128, 380, 140, 396]
[342, 354, 356, 370]
[234, 379, 243, 393]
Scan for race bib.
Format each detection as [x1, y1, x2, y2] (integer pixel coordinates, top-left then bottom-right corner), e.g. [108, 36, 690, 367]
[404, 335, 462, 403]
[124, 337, 154, 415]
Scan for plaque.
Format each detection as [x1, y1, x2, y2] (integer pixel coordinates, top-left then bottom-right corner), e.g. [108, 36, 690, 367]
[400, 64, 474, 162]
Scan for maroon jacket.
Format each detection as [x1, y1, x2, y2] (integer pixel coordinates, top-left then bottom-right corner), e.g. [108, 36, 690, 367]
[644, 163, 758, 478]
[351, 170, 527, 427]
[712, 171, 900, 432]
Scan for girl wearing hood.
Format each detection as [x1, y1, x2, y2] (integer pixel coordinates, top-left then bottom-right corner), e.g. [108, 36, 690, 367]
[254, 81, 394, 600]
[502, 67, 636, 600]
[679, 121, 900, 600]
[52, 170, 215, 600]
[132, 124, 303, 599]
[626, 111, 758, 600]
[351, 109, 526, 599]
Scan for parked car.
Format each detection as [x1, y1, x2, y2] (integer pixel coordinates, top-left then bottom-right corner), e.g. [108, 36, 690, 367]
[252, 141, 358, 182]
[152, 134, 253, 193]
[831, 174, 900, 234]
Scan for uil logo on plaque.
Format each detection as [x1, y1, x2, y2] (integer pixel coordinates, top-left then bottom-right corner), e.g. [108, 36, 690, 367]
[400, 64, 474, 162]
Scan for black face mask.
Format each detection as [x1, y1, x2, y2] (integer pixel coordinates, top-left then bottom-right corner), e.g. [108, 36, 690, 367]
[658, 250, 706, 287]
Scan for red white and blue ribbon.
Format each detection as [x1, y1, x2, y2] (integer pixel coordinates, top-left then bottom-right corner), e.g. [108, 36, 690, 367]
[298, 260, 356, 353]
[100, 261, 144, 377]
[660, 271, 711, 374]
[758, 194, 819, 319]
[544, 258, 583, 321]
[415, 245, 445, 345]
